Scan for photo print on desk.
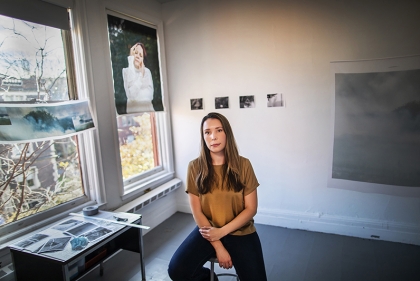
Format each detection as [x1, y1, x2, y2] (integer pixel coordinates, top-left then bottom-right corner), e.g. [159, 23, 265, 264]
[190, 98, 203, 110]
[239, 95, 255, 108]
[38, 237, 72, 254]
[215, 96, 229, 109]
[267, 93, 285, 107]
[52, 219, 84, 231]
[83, 227, 113, 242]
[64, 222, 98, 237]
[14, 234, 49, 249]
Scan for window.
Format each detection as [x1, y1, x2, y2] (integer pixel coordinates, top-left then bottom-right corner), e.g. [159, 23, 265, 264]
[119, 111, 174, 196]
[107, 11, 174, 196]
[0, 12, 91, 234]
[117, 112, 159, 181]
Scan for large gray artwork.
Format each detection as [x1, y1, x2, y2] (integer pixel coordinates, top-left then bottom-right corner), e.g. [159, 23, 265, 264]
[332, 67, 420, 188]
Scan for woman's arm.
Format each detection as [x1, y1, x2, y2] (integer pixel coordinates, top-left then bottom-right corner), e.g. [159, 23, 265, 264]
[199, 189, 258, 242]
[188, 193, 233, 269]
[188, 192, 211, 227]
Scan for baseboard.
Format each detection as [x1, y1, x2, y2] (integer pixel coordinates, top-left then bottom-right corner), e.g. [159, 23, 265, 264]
[255, 208, 420, 246]
[177, 202, 191, 214]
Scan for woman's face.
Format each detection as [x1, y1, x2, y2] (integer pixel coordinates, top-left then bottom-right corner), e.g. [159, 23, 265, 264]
[203, 118, 226, 157]
[133, 45, 144, 69]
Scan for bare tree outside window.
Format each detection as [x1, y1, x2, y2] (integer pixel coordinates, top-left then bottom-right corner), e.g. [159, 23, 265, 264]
[0, 15, 84, 226]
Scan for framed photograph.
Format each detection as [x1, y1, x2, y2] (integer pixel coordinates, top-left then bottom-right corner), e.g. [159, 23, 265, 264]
[267, 93, 285, 107]
[239, 95, 255, 108]
[190, 98, 203, 110]
[215, 97, 229, 109]
[107, 12, 164, 114]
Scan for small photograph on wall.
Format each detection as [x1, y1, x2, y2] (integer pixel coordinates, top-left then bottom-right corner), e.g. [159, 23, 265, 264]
[267, 93, 285, 107]
[239, 95, 255, 108]
[215, 97, 229, 109]
[190, 98, 203, 110]
[107, 13, 164, 114]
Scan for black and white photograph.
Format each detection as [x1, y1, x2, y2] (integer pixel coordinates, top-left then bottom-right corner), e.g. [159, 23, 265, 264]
[83, 227, 113, 242]
[38, 237, 72, 254]
[215, 96, 229, 109]
[52, 219, 84, 231]
[14, 234, 49, 248]
[267, 93, 284, 107]
[239, 95, 255, 108]
[332, 68, 420, 187]
[64, 222, 98, 237]
[190, 98, 203, 110]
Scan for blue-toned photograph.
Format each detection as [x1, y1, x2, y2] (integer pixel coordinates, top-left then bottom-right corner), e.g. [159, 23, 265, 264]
[0, 110, 11, 125]
[0, 100, 94, 142]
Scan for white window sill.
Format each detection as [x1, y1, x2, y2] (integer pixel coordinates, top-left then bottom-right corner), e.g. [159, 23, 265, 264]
[122, 170, 175, 201]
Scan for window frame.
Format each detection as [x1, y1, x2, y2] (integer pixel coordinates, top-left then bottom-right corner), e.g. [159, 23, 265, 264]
[0, 9, 99, 245]
[104, 9, 175, 200]
[118, 113, 163, 185]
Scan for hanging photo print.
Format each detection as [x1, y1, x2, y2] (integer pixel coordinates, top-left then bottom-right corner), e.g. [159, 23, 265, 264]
[267, 93, 285, 107]
[190, 98, 203, 110]
[215, 96, 229, 109]
[0, 100, 95, 143]
[329, 55, 420, 195]
[107, 13, 164, 114]
[239, 95, 255, 108]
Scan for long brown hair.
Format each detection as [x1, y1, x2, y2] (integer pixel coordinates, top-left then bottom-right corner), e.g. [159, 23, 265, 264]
[196, 112, 245, 194]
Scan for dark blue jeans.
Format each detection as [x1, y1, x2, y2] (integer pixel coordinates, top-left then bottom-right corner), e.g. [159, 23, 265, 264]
[168, 226, 267, 281]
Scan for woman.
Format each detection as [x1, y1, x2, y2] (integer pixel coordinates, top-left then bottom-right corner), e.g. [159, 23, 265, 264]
[122, 42, 154, 113]
[168, 112, 267, 281]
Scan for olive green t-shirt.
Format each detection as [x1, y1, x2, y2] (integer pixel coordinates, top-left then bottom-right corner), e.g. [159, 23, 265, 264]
[186, 156, 259, 236]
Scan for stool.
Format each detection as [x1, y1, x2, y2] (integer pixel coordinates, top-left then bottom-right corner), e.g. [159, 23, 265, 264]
[209, 257, 240, 281]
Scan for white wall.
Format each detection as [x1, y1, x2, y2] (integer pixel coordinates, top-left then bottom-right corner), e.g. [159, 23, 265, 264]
[163, 0, 420, 245]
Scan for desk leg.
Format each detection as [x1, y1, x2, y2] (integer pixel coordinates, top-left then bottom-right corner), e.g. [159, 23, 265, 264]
[138, 217, 146, 281]
[100, 262, 104, 276]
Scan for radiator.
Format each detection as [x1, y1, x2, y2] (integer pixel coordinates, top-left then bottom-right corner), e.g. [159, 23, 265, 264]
[114, 178, 181, 213]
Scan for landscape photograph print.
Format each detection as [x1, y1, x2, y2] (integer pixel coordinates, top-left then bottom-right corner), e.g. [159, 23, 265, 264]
[0, 100, 94, 142]
[332, 68, 420, 188]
